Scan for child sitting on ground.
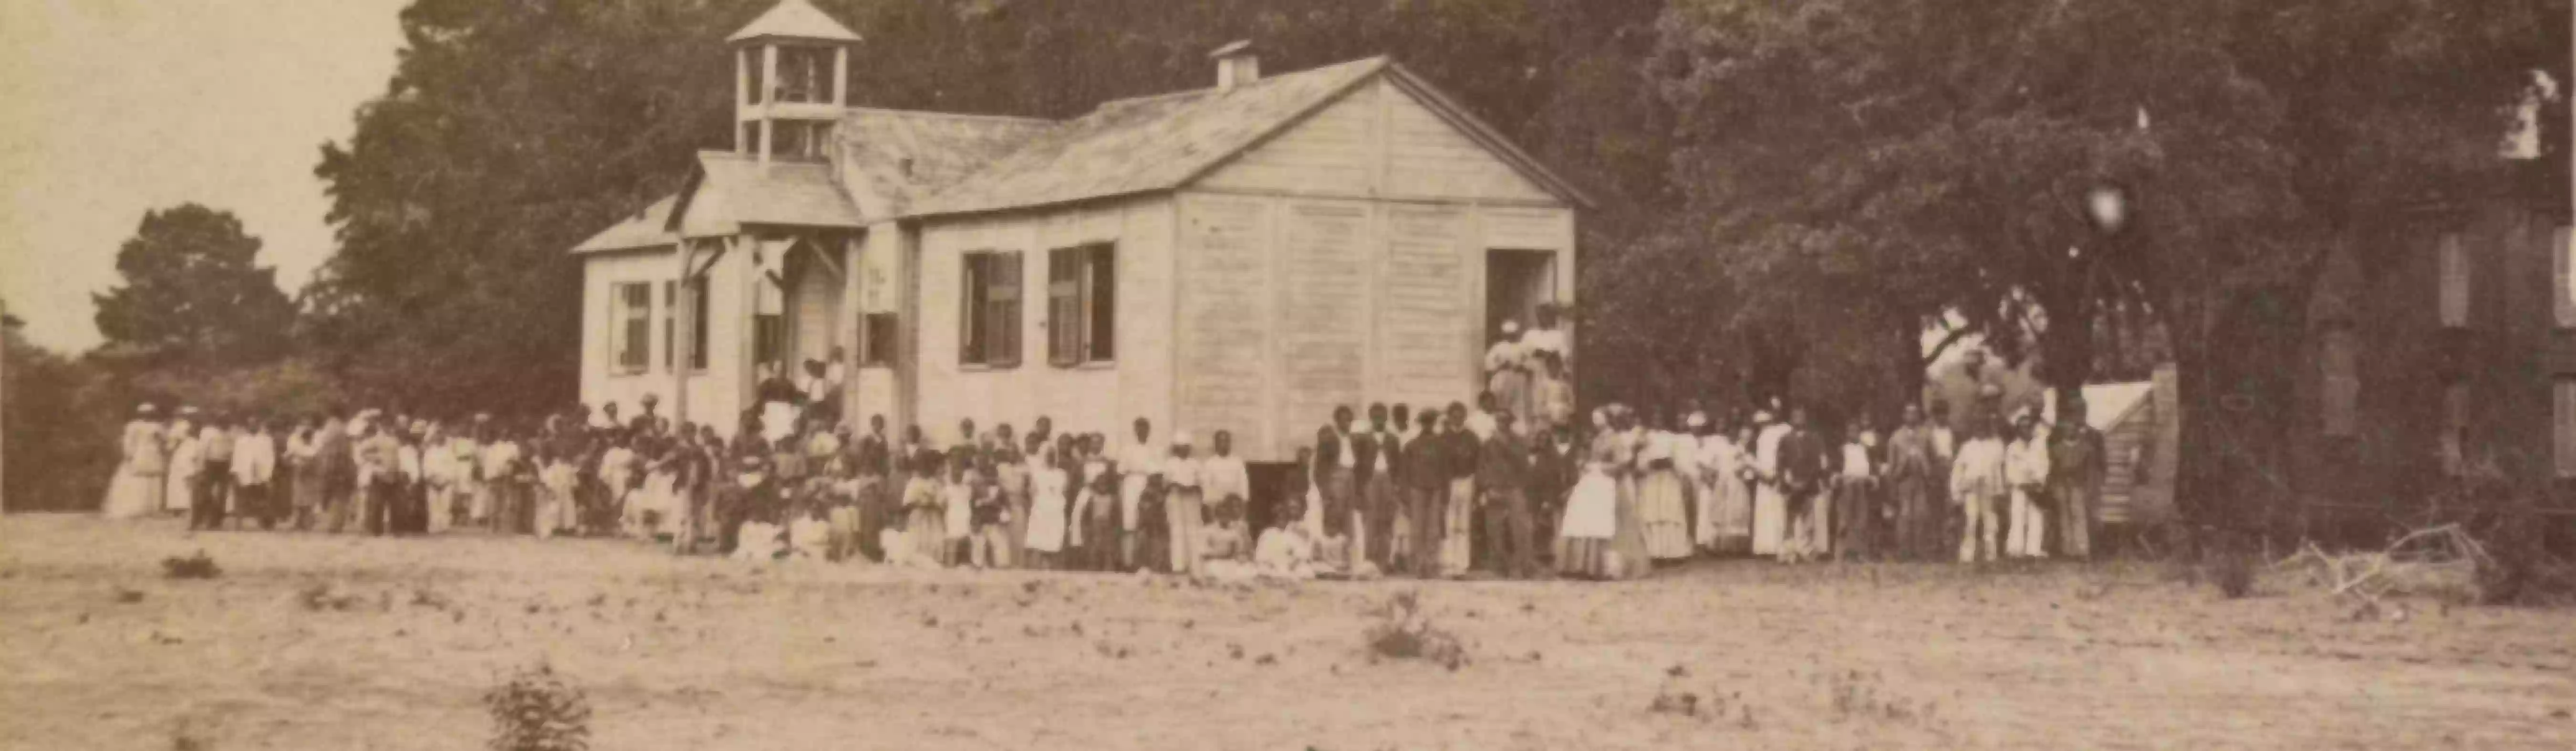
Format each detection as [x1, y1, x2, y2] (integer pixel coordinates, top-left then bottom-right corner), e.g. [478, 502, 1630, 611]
[788, 501, 832, 560]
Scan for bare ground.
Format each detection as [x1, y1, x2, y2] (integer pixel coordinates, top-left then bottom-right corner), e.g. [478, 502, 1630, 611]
[2, 513, 2571, 751]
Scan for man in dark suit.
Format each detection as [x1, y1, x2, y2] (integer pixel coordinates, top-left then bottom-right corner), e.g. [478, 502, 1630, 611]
[1479, 411, 1539, 578]
[1774, 406, 1833, 563]
[1313, 405, 1359, 549]
[1401, 407, 1450, 578]
[1356, 403, 1402, 571]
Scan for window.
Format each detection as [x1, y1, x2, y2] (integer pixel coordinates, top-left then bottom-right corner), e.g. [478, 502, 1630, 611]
[740, 123, 762, 156]
[2319, 326, 2358, 438]
[960, 251, 1023, 367]
[860, 312, 898, 366]
[2556, 379, 2576, 478]
[754, 275, 784, 369]
[2554, 226, 2574, 328]
[1048, 243, 1116, 365]
[662, 282, 676, 371]
[775, 46, 832, 104]
[613, 282, 651, 374]
[689, 280, 711, 371]
[741, 48, 764, 105]
[2438, 231, 2468, 328]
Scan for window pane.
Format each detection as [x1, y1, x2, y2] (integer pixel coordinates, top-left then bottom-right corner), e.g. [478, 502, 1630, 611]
[1087, 245, 1115, 362]
[690, 281, 711, 370]
[2557, 380, 2576, 478]
[1049, 249, 1080, 365]
[2556, 226, 2574, 327]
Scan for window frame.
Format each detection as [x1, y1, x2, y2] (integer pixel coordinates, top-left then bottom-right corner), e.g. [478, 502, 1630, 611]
[860, 311, 898, 367]
[612, 281, 652, 376]
[1047, 242, 1117, 367]
[959, 250, 1023, 369]
[2555, 378, 2576, 479]
[2553, 225, 2574, 329]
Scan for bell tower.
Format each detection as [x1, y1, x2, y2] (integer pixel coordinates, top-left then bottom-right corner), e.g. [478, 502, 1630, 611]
[729, 0, 861, 165]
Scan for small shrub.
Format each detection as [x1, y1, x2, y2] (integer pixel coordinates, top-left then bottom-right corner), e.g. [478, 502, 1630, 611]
[2210, 552, 2255, 599]
[162, 551, 220, 580]
[296, 582, 362, 612]
[485, 662, 591, 751]
[1363, 591, 1467, 670]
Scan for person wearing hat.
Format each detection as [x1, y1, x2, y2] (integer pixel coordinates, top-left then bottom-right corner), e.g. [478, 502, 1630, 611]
[1485, 320, 1530, 426]
[1950, 414, 2010, 563]
[2003, 410, 2054, 559]
[1159, 430, 1205, 574]
[1746, 408, 1791, 558]
[102, 403, 170, 520]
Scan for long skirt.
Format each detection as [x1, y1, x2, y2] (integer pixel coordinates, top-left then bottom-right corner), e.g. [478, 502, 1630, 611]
[1167, 488, 1205, 574]
[1751, 481, 1789, 556]
[1637, 469, 1693, 560]
[1555, 470, 1618, 576]
[1026, 489, 1069, 554]
[1440, 477, 1475, 575]
[1703, 476, 1753, 553]
[102, 466, 164, 520]
[1607, 476, 1652, 579]
[165, 470, 197, 515]
[1004, 489, 1030, 568]
[1489, 368, 1532, 425]
[909, 506, 946, 563]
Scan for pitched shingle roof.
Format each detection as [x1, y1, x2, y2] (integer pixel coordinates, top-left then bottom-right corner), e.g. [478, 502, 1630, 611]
[836, 109, 1056, 215]
[570, 193, 680, 254]
[674, 151, 864, 237]
[905, 57, 1390, 217]
[727, 0, 860, 44]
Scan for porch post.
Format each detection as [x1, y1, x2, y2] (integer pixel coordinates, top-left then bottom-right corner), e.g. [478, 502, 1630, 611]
[673, 239, 696, 428]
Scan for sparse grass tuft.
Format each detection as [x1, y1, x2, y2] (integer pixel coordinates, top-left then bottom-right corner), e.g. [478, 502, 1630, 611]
[1364, 591, 1467, 670]
[162, 551, 220, 580]
[484, 662, 590, 751]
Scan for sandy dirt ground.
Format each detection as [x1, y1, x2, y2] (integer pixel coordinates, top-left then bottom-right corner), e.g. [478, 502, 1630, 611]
[2, 513, 2571, 751]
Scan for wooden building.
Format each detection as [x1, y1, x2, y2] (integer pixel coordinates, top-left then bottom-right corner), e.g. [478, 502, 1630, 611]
[2293, 162, 2572, 541]
[571, 0, 1590, 460]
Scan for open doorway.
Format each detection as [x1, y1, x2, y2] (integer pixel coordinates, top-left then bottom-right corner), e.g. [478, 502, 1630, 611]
[1486, 249, 1558, 343]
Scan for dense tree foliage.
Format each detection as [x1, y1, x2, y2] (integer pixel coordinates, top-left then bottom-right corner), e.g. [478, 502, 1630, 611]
[1646, 0, 2567, 532]
[90, 204, 298, 370]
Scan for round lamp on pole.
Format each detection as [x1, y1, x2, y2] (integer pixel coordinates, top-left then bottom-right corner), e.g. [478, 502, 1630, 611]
[2085, 184, 2129, 236]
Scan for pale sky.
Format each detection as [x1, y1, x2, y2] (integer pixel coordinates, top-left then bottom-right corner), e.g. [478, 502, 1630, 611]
[0, 0, 409, 351]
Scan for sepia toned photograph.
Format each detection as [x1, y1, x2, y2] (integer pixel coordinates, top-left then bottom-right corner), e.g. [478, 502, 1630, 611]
[2, 0, 2572, 749]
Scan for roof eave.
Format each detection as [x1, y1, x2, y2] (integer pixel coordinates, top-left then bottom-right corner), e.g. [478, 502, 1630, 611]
[1380, 63, 1598, 210]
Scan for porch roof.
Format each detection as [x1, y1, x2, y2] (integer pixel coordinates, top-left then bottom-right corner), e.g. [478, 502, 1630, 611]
[672, 150, 866, 238]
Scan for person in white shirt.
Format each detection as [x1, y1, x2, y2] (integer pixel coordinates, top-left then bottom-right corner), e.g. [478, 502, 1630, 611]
[1162, 431, 1205, 574]
[1252, 499, 1319, 582]
[1950, 417, 2010, 563]
[1834, 421, 1882, 559]
[2004, 412, 2054, 559]
[229, 419, 280, 530]
[1116, 418, 1163, 572]
[1200, 430, 1252, 564]
[1521, 304, 1569, 375]
[1484, 321, 1529, 423]
[1024, 445, 1071, 569]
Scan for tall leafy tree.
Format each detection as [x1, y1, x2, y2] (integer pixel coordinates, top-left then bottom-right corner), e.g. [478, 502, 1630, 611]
[91, 204, 298, 369]
[1647, 0, 2566, 533]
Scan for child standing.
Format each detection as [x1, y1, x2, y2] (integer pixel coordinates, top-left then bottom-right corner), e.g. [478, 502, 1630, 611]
[969, 466, 1010, 569]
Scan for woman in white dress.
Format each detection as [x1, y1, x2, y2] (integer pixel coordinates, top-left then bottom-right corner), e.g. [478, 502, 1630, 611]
[1634, 409, 1695, 562]
[1024, 447, 1071, 569]
[1555, 416, 1621, 578]
[163, 417, 203, 517]
[1704, 423, 1756, 554]
[1749, 410, 1792, 558]
[102, 404, 168, 519]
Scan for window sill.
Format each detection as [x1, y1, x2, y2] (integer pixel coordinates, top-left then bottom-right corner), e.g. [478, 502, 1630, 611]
[1052, 360, 1116, 371]
[958, 363, 1024, 373]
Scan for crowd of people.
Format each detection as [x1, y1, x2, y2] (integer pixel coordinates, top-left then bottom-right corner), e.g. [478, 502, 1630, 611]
[94, 304, 2104, 581]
